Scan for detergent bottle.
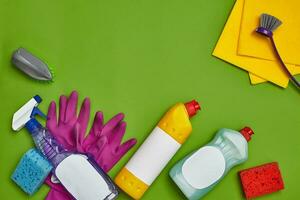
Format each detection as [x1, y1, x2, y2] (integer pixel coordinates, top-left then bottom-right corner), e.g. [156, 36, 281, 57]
[12, 95, 118, 200]
[169, 127, 254, 200]
[115, 100, 200, 199]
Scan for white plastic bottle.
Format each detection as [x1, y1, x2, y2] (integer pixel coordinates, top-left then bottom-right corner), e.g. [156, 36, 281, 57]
[115, 100, 200, 199]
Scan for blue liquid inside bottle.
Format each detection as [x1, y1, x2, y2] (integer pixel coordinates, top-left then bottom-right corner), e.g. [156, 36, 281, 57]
[25, 117, 118, 200]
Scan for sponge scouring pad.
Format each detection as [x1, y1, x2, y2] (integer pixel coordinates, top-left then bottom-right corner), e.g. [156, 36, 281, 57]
[11, 148, 53, 195]
[239, 162, 284, 199]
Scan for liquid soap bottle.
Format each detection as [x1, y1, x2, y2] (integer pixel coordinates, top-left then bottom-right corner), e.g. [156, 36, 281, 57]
[169, 127, 254, 200]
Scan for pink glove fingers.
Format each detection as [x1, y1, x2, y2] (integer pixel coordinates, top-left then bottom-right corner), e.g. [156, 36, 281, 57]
[47, 98, 72, 148]
[104, 138, 137, 172]
[77, 98, 91, 144]
[108, 121, 127, 145]
[92, 137, 108, 158]
[46, 186, 73, 200]
[74, 123, 85, 152]
[92, 111, 104, 137]
[101, 113, 124, 137]
[117, 138, 137, 157]
[83, 111, 104, 148]
[65, 91, 78, 122]
[58, 95, 67, 124]
[46, 101, 57, 131]
[45, 176, 66, 194]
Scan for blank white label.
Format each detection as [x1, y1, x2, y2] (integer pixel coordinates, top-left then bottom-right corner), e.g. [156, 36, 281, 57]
[126, 127, 181, 185]
[182, 146, 225, 189]
[55, 154, 111, 200]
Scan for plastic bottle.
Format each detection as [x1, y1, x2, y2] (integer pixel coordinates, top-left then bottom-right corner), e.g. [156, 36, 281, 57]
[169, 127, 254, 200]
[12, 95, 118, 200]
[115, 100, 200, 199]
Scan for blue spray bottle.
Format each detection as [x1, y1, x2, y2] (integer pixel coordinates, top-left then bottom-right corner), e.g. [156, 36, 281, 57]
[12, 95, 118, 200]
[169, 127, 254, 200]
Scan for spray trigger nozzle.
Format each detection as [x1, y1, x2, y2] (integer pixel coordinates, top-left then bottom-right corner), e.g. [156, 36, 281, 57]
[31, 107, 47, 119]
[12, 95, 44, 131]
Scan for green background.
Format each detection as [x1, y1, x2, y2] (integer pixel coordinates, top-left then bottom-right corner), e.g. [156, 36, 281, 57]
[0, 0, 299, 199]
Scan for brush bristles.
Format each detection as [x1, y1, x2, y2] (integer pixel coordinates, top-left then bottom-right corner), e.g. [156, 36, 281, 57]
[260, 13, 282, 32]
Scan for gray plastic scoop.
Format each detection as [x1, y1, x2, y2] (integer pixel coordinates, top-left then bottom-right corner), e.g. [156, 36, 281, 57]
[12, 48, 53, 81]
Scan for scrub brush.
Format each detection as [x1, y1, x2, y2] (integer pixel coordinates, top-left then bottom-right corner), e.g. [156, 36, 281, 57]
[12, 48, 54, 82]
[256, 14, 300, 89]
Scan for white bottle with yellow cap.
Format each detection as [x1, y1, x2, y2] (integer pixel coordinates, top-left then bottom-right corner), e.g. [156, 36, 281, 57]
[115, 100, 200, 199]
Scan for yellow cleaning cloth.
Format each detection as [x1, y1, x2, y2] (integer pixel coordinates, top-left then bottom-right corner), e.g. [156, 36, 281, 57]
[249, 73, 265, 84]
[239, 0, 300, 65]
[212, 0, 300, 88]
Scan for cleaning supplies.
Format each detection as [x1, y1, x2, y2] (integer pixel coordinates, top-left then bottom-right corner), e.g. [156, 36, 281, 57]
[12, 95, 118, 200]
[256, 14, 300, 88]
[239, 0, 300, 65]
[115, 100, 200, 199]
[11, 148, 52, 195]
[170, 127, 254, 200]
[44, 91, 137, 200]
[12, 48, 53, 81]
[239, 162, 284, 199]
[212, 0, 300, 88]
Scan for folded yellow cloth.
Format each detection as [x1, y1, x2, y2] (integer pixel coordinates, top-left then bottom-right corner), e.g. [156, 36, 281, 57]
[239, 0, 300, 65]
[212, 0, 300, 88]
[249, 73, 265, 84]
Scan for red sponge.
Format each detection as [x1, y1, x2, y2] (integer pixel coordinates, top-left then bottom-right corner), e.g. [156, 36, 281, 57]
[239, 162, 284, 199]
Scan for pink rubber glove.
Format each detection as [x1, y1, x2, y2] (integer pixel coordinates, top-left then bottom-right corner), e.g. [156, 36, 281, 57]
[46, 91, 91, 150]
[44, 91, 137, 200]
[80, 112, 137, 172]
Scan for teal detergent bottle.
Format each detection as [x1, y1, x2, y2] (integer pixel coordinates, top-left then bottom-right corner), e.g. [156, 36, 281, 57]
[169, 127, 254, 200]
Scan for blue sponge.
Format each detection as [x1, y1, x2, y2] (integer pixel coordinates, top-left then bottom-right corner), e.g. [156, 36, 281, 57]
[11, 148, 53, 195]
